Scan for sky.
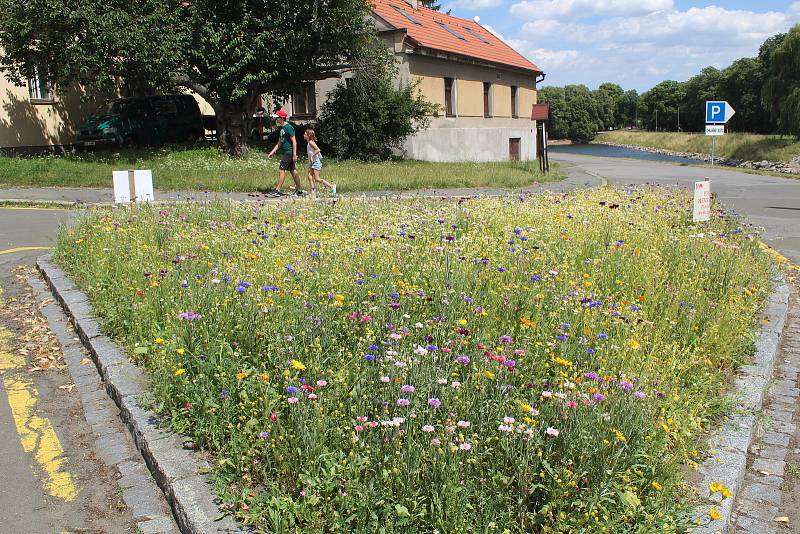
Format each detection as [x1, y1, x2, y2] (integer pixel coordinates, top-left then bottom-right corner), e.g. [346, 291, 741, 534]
[442, 0, 800, 91]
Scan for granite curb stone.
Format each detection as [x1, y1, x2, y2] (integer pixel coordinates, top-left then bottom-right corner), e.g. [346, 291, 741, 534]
[37, 256, 246, 534]
[693, 274, 791, 533]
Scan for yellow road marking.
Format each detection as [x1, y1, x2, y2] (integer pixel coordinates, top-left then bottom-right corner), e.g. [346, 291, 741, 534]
[0, 246, 51, 256]
[0, 327, 78, 502]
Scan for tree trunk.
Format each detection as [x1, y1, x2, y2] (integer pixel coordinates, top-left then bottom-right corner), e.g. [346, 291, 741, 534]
[214, 85, 262, 157]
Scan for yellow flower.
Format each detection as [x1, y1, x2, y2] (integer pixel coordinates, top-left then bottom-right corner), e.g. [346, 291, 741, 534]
[483, 370, 495, 379]
[709, 482, 732, 498]
[154, 337, 164, 345]
[175, 348, 186, 355]
[334, 294, 344, 306]
[627, 339, 641, 350]
[520, 403, 534, 413]
[290, 359, 306, 371]
[258, 373, 270, 383]
[709, 507, 721, 521]
[458, 319, 468, 326]
[174, 368, 186, 376]
[651, 481, 663, 491]
[519, 316, 535, 328]
[236, 371, 248, 380]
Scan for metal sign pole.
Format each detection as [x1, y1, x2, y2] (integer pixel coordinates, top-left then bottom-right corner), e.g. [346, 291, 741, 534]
[711, 136, 715, 167]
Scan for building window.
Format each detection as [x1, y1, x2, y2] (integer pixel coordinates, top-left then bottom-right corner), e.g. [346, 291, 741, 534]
[483, 82, 492, 118]
[292, 83, 317, 117]
[444, 77, 455, 117]
[511, 86, 518, 118]
[28, 68, 53, 102]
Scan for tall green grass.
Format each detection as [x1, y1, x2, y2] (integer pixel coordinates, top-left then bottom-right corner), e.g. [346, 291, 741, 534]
[0, 145, 560, 192]
[599, 131, 800, 162]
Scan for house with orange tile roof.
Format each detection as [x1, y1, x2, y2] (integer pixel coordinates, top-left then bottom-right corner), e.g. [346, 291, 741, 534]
[284, 0, 544, 161]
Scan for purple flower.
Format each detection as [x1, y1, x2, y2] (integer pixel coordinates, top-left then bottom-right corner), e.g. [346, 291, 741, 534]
[259, 431, 270, 439]
[530, 275, 542, 281]
[597, 333, 609, 340]
[456, 355, 470, 365]
[593, 392, 606, 402]
[397, 398, 410, 407]
[503, 359, 516, 368]
[400, 384, 415, 393]
[428, 398, 442, 408]
[287, 386, 299, 394]
[620, 381, 633, 390]
[562, 323, 571, 330]
[363, 354, 375, 362]
[634, 391, 647, 400]
[499, 335, 512, 344]
[584, 372, 599, 381]
[178, 310, 203, 321]
[220, 388, 230, 398]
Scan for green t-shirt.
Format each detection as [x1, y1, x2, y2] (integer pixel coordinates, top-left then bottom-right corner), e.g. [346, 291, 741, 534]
[279, 123, 295, 155]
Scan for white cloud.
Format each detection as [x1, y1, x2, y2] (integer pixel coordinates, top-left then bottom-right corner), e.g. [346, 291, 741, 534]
[507, 41, 580, 70]
[789, 2, 800, 18]
[520, 6, 790, 48]
[447, 0, 502, 9]
[510, 0, 672, 22]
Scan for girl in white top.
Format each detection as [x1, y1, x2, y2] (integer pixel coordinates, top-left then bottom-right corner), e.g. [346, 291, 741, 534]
[303, 129, 336, 196]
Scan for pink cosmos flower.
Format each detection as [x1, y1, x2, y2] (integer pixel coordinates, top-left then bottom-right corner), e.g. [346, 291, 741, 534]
[380, 376, 390, 383]
[422, 425, 435, 432]
[397, 398, 410, 407]
[566, 401, 578, 408]
[503, 416, 515, 424]
[459, 442, 472, 451]
[428, 398, 442, 408]
[457, 420, 471, 428]
[437, 378, 448, 385]
[431, 438, 441, 446]
[498, 424, 512, 433]
[451, 381, 461, 389]
[308, 394, 318, 400]
[354, 425, 364, 432]
[287, 397, 299, 404]
[316, 380, 327, 387]
[545, 427, 559, 437]
[357, 416, 368, 423]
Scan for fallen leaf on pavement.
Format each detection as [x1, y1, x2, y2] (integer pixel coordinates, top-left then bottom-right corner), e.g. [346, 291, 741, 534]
[58, 384, 76, 392]
[80, 358, 92, 365]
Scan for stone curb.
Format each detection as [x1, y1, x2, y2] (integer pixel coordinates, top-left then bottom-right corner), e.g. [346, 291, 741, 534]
[693, 273, 791, 533]
[36, 255, 247, 534]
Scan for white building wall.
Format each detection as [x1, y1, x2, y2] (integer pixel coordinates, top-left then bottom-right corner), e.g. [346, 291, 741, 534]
[402, 126, 536, 162]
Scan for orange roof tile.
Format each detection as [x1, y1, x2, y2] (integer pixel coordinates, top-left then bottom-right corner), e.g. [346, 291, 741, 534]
[371, 0, 542, 74]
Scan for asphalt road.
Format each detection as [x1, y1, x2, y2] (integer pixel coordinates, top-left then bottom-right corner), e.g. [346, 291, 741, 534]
[551, 152, 800, 264]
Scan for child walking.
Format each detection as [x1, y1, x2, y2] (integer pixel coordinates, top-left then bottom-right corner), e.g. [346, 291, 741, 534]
[304, 129, 336, 196]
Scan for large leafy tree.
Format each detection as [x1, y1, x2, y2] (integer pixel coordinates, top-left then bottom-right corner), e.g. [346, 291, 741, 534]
[0, 0, 375, 155]
[539, 84, 601, 142]
[762, 24, 800, 137]
[678, 67, 721, 132]
[594, 82, 624, 130]
[638, 80, 683, 131]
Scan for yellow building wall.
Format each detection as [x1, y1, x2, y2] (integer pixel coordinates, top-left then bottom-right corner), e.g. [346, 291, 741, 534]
[410, 74, 445, 108]
[0, 75, 95, 148]
[492, 84, 512, 118]
[456, 79, 483, 118]
[519, 87, 537, 120]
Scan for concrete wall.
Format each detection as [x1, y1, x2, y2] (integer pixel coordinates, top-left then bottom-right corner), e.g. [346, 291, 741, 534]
[0, 75, 98, 149]
[456, 79, 483, 117]
[403, 125, 536, 162]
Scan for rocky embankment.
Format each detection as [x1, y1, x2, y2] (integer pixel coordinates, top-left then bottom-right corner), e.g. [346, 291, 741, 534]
[595, 141, 800, 174]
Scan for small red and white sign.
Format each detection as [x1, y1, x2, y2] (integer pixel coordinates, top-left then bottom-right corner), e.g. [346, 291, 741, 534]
[693, 180, 711, 222]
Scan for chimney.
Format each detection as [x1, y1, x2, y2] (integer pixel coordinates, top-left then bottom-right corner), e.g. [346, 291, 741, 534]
[404, 0, 418, 8]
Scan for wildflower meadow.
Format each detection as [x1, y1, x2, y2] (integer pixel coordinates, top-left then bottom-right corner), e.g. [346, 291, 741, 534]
[54, 187, 772, 533]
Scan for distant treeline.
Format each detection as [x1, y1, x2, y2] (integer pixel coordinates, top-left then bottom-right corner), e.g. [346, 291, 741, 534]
[540, 24, 800, 142]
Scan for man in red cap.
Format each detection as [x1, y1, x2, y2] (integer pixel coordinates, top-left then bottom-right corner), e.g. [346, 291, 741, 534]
[265, 109, 305, 196]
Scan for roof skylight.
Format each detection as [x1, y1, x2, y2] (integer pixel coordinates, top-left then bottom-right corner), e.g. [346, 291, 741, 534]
[437, 21, 465, 40]
[391, 5, 422, 25]
[464, 26, 491, 44]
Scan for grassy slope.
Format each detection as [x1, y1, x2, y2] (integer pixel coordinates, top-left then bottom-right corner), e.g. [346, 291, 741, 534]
[598, 131, 800, 162]
[0, 145, 561, 192]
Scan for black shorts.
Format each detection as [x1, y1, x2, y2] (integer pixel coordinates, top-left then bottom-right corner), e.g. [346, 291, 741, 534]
[279, 153, 296, 171]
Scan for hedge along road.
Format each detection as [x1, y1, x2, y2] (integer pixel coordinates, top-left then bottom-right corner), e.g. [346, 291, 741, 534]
[550, 150, 800, 265]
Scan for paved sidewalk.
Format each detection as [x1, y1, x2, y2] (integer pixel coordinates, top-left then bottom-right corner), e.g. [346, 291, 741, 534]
[731, 285, 800, 533]
[0, 171, 599, 206]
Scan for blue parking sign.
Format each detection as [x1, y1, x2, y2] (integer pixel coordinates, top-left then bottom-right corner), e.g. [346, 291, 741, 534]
[706, 101, 735, 124]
